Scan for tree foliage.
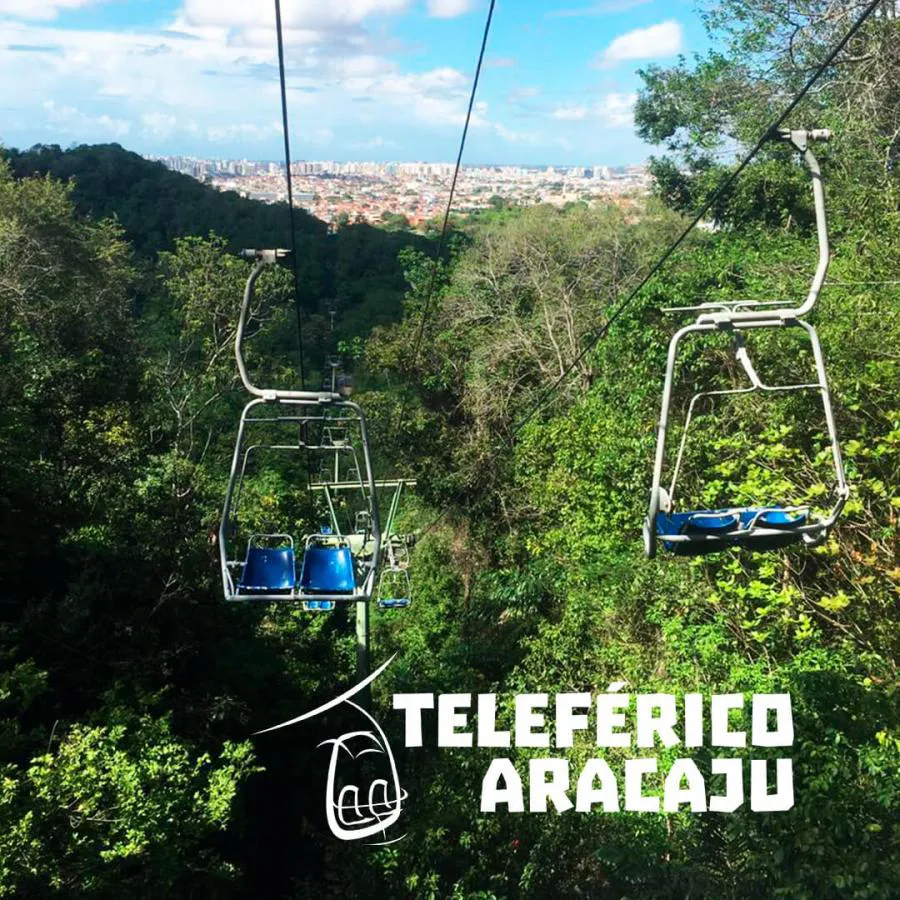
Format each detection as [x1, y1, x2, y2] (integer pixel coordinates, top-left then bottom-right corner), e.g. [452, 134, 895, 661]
[634, 0, 900, 223]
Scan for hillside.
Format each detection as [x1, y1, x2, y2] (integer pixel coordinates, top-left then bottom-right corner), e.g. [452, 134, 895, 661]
[3, 142, 324, 256]
[3, 142, 434, 379]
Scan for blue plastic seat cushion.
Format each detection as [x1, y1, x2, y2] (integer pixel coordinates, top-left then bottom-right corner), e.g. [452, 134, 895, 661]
[685, 512, 740, 534]
[756, 509, 808, 529]
[239, 546, 295, 593]
[656, 506, 810, 554]
[304, 600, 336, 612]
[656, 510, 735, 537]
[299, 545, 356, 594]
[657, 507, 807, 536]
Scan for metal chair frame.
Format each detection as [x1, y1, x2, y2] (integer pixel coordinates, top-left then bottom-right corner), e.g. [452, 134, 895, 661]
[219, 250, 381, 602]
[644, 131, 850, 558]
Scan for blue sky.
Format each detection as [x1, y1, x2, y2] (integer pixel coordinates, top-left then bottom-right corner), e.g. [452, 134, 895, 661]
[0, 0, 710, 166]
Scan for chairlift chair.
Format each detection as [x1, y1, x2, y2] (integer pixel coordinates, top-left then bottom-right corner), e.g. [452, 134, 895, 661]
[376, 480, 413, 609]
[386, 534, 410, 568]
[377, 566, 412, 609]
[219, 249, 381, 606]
[643, 130, 850, 558]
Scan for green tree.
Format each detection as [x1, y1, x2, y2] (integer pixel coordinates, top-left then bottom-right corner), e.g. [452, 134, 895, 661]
[0, 716, 256, 897]
[380, 212, 411, 232]
[634, 2, 900, 222]
[365, 201, 684, 517]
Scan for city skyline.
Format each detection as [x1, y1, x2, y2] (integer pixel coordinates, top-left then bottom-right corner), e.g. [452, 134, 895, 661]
[148, 154, 649, 171]
[0, 1, 713, 167]
[150, 152, 652, 228]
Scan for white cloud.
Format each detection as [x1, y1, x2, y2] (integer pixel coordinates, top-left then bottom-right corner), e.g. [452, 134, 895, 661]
[594, 92, 636, 127]
[0, 19, 292, 125]
[353, 134, 396, 148]
[426, 0, 474, 17]
[485, 55, 516, 69]
[355, 66, 486, 128]
[546, 94, 634, 127]
[207, 120, 283, 142]
[42, 100, 130, 138]
[95, 113, 130, 138]
[507, 86, 539, 104]
[178, 0, 413, 31]
[141, 112, 179, 139]
[552, 105, 588, 121]
[307, 126, 335, 144]
[0, 0, 106, 21]
[0, 7, 495, 157]
[494, 123, 538, 145]
[331, 54, 396, 77]
[548, 0, 651, 17]
[595, 20, 683, 67]
[408, 66, 467, 92]
[240, 27, 330, 46]
[410, 93, 473, 126]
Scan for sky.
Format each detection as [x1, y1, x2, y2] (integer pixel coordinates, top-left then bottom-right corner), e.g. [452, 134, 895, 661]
[0, 0, 710, 166]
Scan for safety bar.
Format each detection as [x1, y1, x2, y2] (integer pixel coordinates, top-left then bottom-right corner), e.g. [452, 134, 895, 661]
[688, 129, 831, 326]
[778, 129, 830, 319]
[662, 299, 789, 315]
[235, 249, 342, 402]
[644, 314, 849, 558]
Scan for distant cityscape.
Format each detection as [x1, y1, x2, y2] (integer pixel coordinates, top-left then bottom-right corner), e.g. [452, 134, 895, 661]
[147, 155, 652, 228]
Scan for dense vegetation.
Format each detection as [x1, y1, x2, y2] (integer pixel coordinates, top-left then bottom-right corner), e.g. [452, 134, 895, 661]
[0, 1, 897, 897]
[1, 143, 431, 380]
[3, 143, 325, 257]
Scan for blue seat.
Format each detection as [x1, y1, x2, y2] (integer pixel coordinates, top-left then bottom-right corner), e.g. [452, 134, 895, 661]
[298, 545, 356, 594]
[685, 512, 740, 534]
[379, 598, 410, 609]
[304, 600, 336, 612]
[238, 546, 295, 593]
[656, 506, 809, 555]
[755, 509, 808, 529]
[377, 568, 411, 610]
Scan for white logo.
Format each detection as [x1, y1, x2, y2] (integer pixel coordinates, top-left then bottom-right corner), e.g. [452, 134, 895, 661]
[256, 655, 407, 844]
